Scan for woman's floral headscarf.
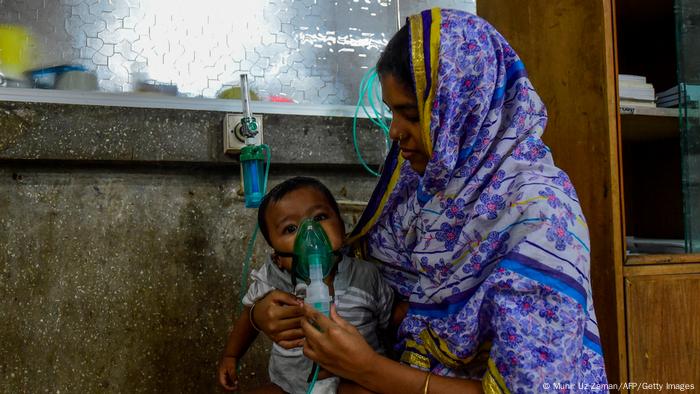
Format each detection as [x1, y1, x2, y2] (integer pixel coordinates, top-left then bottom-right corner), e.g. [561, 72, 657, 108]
[349, 9, 607, 391]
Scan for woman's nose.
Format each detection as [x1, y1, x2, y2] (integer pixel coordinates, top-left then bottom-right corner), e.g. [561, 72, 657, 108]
[388, 120, 402, 142]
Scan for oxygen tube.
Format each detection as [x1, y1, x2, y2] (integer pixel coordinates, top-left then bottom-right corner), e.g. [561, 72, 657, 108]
[238, 74, 270, 315]
[293, 219, 334, 394]
[236, 75, 270, 382]
[353, 67, 391, 176]
[239, 74, 270, 209]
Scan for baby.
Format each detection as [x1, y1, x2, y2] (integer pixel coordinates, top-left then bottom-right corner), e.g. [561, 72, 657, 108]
[218, 176, 394, 393]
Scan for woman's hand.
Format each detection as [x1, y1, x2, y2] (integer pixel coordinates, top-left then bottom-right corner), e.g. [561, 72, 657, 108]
[252, 290, 305, 348]
[301, 303, 378, 381]
[302, 304, 484, 394]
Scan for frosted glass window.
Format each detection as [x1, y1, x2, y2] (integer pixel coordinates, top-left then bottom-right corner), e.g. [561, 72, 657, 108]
[0, 0, 475, 105]
[399, 0, 476, 22]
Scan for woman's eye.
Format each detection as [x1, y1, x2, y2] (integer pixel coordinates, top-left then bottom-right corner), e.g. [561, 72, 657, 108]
[283, 224, 297, 234]
[405, 112, 420, 123]
[313, 214, 328, 222]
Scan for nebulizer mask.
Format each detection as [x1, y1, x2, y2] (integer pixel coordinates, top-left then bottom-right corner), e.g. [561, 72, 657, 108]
[274, 217, 336, 393]
[275, 218, 339, 302]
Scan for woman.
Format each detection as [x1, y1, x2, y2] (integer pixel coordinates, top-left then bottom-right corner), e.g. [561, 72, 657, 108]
[255, 9, 608, 393]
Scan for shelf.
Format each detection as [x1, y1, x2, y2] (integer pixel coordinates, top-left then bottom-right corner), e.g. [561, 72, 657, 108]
[626, 252, 700, 265]
[620, 105, 679, 141]
[624, 263, 700, 277]
[620, 105, 679, 117]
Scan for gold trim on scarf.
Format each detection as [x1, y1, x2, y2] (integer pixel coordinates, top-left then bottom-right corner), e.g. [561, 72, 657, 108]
[400, 351, 431, 370]
[409, 9, 442, 159]
[402, 340, 431, 369]
[421, 8, 441, 158]
[419, 328, 492, 370]
[345, 155, 405, 246]
[419, 329, 462, 369]
[482, 358, 511, 394]
[402, 324, 493, 371]
[409, 13, 427, 127]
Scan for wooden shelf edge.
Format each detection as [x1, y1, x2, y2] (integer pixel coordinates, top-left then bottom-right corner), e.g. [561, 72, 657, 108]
[620, 105, 679, 117]
[624, 263, 700, 277]
[624, 261, 700, 277]
[625, 253, 700, 265]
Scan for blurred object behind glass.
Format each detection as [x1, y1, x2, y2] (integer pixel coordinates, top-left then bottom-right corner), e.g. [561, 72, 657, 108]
[0, 24, 34, 87]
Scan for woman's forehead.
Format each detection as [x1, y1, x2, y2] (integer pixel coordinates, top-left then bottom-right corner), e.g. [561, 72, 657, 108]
[381, 74, 416, 106]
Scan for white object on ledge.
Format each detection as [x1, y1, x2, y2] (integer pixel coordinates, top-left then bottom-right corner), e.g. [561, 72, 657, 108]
[0, 87, 368, 118]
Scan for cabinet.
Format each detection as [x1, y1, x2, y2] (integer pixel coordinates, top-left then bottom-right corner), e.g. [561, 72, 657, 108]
[626, 270, 700, 386]
[617, 0, 685, 247]
[479, 0, 699, 391]
[618, 0, 700, 389]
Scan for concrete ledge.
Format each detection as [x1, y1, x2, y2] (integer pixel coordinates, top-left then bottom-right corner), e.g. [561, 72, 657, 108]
[0, 102, 387, 166]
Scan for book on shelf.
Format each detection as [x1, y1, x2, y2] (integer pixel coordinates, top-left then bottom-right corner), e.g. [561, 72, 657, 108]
[620, 99, 657, 108]
[619, 74, 655, 104]
[657, 97, 683, 108]
[657, 84, 678, 97]
[655, 85, 683, 108]
[619, 74, 647, 84]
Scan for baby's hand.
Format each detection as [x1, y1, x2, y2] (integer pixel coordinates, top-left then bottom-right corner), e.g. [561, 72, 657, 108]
[218, 356, 239, 391]
[316, 367, 334, 380]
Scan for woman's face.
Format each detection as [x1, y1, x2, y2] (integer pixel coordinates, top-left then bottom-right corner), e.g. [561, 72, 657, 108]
[381, 74, 430, 174]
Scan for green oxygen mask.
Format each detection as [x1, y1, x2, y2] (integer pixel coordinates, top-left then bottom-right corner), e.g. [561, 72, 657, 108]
[291, 218, 335, 285]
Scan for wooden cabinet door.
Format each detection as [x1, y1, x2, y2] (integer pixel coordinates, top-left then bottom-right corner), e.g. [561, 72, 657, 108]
[626, 274, 700, 389]
[477, 0, 624, 384]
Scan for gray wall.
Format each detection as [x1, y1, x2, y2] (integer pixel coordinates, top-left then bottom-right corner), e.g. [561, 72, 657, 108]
[0, 102, 382, 392]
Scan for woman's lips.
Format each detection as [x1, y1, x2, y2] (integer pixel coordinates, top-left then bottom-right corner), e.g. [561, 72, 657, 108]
[400, 148, 417, 160]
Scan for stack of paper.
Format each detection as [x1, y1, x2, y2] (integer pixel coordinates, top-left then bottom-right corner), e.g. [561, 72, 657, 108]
[655, 85, 684, 108]
[619, 74, 656, 107]
[626, 236, 685, 254]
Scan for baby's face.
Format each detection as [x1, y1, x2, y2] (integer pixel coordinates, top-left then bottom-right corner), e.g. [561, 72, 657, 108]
[265, 186, 344, 271]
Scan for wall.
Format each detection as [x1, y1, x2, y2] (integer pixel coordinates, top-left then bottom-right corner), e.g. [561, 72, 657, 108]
[0, 101, 382, 392]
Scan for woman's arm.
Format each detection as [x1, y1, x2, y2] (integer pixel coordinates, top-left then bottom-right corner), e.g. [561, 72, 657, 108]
[250, 289, 305, 348]
[301, 304, 484, 394]
[479, 264, 606, 392]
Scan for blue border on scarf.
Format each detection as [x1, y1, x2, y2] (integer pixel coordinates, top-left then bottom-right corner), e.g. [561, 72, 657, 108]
[583, 329, 603, 355]
[407, 252, 588, 317]
[349, 143, 400, 238]
[499, 254, 588, 310]
[492, 60, 527, 103]
[421, 9, 433, 100]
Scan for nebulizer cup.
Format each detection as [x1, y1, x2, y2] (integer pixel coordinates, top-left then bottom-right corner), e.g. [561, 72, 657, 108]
[293, 218, 333, 316]
[292, 218, 333, 393]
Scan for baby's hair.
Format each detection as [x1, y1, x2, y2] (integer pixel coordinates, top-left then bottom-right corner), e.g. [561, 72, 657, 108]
[257, 176, 342, 246]
[376, 22, 415, 95]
